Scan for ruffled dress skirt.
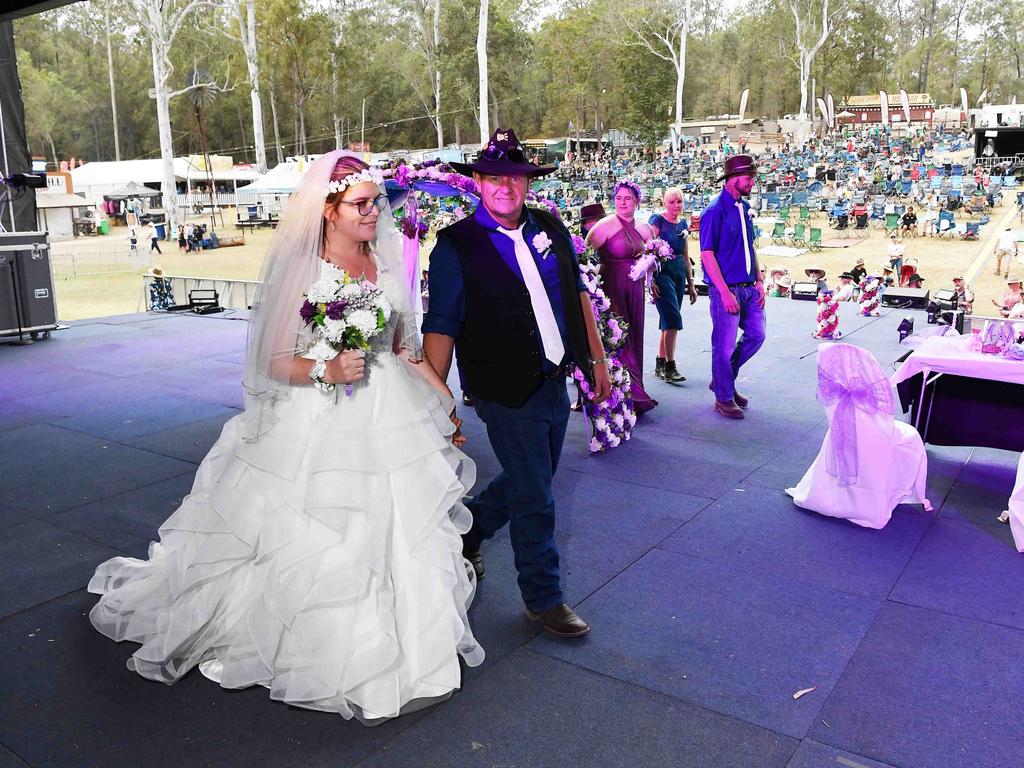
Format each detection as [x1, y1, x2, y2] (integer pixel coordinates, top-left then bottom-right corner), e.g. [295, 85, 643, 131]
[88, 353, 484, 723]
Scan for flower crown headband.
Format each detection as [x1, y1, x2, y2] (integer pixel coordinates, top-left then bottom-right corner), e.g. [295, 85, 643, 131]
[326, 167, 385, 196]
[613, 179, 643, 202]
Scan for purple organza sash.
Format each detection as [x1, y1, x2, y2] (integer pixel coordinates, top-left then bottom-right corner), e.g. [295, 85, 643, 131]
[816, 368, 894, 486]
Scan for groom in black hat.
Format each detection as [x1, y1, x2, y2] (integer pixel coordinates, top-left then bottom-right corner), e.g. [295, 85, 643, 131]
[423, 128, 611, 638]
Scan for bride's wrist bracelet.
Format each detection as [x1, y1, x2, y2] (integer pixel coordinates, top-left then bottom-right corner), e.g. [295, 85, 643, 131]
[309, 359, 333, 391]
[591, 357, 609, 368]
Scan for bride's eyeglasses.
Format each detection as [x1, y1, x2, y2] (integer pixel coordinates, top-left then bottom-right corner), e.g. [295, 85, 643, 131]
[337, 194, 387, 216]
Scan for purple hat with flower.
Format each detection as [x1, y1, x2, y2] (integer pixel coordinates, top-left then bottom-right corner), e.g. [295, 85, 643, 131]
[450, 128, 556, 178]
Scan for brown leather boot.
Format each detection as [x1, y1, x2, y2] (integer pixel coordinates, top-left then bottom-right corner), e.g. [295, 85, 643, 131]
[526, 603, 590, 638]
[714, 399, 745, 419]
[709, 381, 748, 407]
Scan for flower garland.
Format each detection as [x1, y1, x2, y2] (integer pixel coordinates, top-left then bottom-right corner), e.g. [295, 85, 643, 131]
[859, 276, 881, 317]
[813, 289, 842, 339]
[326, 167, 385, 195]
[572, 236, 636, 453]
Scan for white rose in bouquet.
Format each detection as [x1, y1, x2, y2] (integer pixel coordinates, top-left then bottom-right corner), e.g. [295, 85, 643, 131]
[347, 309, 378, 337]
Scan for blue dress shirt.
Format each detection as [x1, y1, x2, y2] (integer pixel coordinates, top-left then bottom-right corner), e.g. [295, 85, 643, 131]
[698, 187, 758, 285]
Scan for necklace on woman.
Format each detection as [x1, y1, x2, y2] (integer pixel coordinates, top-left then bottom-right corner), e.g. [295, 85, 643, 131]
[322, 245, 370, 278]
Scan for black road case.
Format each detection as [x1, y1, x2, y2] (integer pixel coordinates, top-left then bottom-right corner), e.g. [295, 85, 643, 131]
[0, 231, 58, 340]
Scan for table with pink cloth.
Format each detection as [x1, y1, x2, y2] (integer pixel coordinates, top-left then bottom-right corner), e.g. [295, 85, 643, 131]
[893, 334, 1024, 551]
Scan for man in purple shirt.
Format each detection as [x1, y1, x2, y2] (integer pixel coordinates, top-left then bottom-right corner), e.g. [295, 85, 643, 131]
[699, 154, 767, 420]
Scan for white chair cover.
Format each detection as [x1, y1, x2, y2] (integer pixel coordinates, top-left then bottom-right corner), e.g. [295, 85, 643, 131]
[1005, 453, 1024, 553]
[787, 342, 930, 528]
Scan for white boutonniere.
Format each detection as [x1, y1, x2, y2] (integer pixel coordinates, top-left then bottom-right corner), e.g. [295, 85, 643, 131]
[532, 231, 553, 259]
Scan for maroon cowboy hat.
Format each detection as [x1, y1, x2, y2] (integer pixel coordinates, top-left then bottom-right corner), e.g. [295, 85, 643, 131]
[579, 203, 606, 223]
[449, 128, 556, 178]
[716, 154, 757, 183]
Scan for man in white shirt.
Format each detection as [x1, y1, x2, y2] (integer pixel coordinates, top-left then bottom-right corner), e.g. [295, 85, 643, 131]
[995, 228, 1019, 277]
[887, 234, 906, 275]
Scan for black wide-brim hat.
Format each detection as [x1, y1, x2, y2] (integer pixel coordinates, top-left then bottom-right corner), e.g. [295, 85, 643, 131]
[449, 128, 556, 178]
[580, 203, 607, 223]
[716, 154, 758, 183]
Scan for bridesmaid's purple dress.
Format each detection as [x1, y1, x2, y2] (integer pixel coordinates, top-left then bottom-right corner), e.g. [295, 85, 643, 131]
[597, 217, 658, 415]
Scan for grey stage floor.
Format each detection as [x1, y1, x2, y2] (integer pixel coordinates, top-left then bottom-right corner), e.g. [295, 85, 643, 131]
[1, 296, 1022, 768]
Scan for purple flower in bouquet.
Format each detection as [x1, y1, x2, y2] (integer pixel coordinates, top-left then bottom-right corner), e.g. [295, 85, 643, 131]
[324, 300, 347, 320]
[300, 299, 317, 324]
[571, 234, 588, 255]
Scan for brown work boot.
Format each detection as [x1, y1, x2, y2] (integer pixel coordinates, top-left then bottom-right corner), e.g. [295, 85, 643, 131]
[526, 603, 590, 638]
[714, 399, 745, 419]
[709, 381, 748, 407]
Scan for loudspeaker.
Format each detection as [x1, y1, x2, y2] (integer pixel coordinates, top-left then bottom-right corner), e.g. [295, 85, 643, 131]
[791, 281, 819, 300]
[881, 287, 930, 309]
[932, 287, 956, 310]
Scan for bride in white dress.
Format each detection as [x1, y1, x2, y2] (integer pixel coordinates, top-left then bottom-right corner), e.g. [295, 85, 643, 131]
[88, 151, 484, 723]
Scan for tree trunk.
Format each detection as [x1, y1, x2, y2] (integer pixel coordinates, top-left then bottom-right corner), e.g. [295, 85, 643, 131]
[476, 0, 490, 142]
[237, 0, 267, 173]
[433, 0, 443, 148]
[919, 0, 938, 92]
[673, 0, 691, 151]
[269, 82, 284, 164]
[46, 133, 58, 168]
[104, 2, 121, 161]
[150, 36, 180, 234]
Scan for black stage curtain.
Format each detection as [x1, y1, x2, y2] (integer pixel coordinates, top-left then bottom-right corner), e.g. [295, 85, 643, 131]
[0, 19, 36, 233]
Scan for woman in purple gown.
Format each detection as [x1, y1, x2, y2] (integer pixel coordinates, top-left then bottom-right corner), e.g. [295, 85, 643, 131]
[586, 181, 658, 414]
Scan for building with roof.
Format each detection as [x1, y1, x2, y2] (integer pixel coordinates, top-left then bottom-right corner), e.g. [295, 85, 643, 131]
[837, 93, 936, 126]
[68, 156, 263, 208]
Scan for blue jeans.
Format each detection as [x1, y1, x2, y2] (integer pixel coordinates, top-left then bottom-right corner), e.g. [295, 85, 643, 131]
[709, 284, 766, 403]
[466, 377, 569, 613]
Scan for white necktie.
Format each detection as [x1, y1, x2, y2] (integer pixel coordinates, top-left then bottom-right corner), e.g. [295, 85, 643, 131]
[497, 225, 565, 366]
[735, 201, 752, 277]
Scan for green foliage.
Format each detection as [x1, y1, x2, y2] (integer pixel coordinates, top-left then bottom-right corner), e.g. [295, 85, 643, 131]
[12, 0, 1024, 165]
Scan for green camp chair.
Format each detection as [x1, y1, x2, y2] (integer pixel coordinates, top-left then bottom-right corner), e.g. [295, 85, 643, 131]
[770, 221, 787, 245]
[884, 212, 900, 234]
[778, 206, 791, 222]
[808, 227, 823, 251]
[790, 223, 806, 247]
[799, 206, 811, 223]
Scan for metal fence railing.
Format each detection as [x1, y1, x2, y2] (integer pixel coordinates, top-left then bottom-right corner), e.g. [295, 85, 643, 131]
[50, 239, 150, 279]
[140, 274, 260, 312]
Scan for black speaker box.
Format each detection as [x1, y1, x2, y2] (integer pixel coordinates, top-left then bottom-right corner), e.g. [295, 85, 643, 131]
[791, 281, 819, 300]
[881, 287, 930, 309]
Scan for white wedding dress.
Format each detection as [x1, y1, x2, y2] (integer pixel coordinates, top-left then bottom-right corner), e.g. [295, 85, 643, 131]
[89, 262, 484, 723]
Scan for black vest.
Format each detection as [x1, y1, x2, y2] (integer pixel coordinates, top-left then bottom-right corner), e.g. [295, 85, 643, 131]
[444, 208, 593, 408]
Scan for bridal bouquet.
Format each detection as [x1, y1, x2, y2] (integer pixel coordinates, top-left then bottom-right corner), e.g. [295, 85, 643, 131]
[299, 273, 393, 394]
[628, 238, 674, 283]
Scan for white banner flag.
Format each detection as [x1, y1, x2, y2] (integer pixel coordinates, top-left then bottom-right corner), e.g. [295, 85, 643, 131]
[880, 91, 890, 127]
[738, 88, 749, 123]
[899, 89, 912, 123]
[816, 97, 831, 129]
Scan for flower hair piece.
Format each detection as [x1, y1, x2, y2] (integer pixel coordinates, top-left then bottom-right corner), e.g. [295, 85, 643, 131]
[326, 167, 385, 196]
[613, 179, 643, 202]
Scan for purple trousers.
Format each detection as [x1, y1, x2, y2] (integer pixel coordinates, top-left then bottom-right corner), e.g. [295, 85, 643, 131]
[709, 284, 766, 403]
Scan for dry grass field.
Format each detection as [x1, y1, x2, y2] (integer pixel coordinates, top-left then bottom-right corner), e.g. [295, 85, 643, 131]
[52, 200, 1022, 322]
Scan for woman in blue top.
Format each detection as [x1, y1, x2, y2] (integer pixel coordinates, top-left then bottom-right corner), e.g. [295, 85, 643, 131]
[649, 187, 698, 382]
